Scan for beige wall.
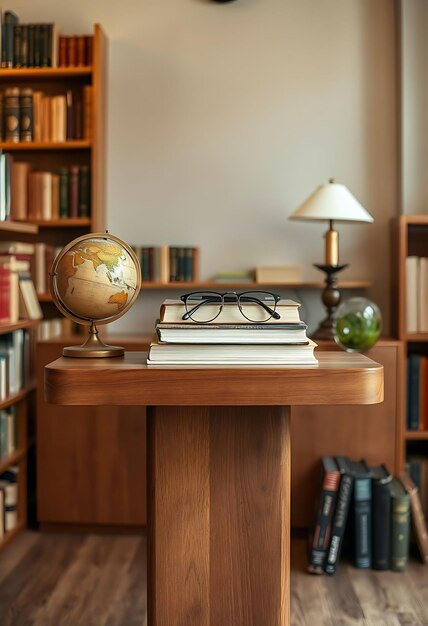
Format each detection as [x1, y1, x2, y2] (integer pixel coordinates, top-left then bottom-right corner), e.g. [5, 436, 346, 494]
[11, 0, 397, 334]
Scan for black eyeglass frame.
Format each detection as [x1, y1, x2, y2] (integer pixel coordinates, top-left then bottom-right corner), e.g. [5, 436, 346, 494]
[180, 290, 282, 324]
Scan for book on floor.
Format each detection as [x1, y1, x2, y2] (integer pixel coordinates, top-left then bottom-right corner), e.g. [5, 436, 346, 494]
[348, 459, 372, 569]
[307, 456, 341, 574]
[371, 464, 393, 571]
[147, 335, 318, 365]
[390, 477, 410, 572]
[325, 455, 354, 575]
[399, 471, 427, 565]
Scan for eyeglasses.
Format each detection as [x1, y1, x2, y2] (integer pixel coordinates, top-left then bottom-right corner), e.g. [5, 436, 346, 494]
[180, 291, 281, 324]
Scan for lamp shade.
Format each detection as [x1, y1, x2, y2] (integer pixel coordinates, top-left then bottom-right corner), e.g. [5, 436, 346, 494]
[289, 180, 374, 223]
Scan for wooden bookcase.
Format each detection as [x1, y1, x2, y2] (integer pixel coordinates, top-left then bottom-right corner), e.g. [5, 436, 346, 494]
[0, 221, 41, 551]
[391, 215, 428, 470]
[0, 24, 107, 542]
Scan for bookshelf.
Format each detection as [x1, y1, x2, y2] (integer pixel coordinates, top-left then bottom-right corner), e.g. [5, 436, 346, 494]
[0, 222, 38, 550]
[391, 215, 428, 471]
[0, 22, 107, 545]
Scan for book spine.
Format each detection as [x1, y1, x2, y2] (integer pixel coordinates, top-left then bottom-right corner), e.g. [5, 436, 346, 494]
[20, 25, 29, 68]
[13, 24, 22, 68]
[325, 473, 353, 575]
[34, 25, 41, 68]
[183, 247, 193, 282]
[308, 470, 340, 574]
[372, 479, 391, 570]
[78, 166, 90, 217]
[40, 24, 49, 67]
[4, 88, 20, 143]
[47, 24, 53, 67]
[58, 36, 67, 67]
[67, 36, 77, 67]
[408, 354, 420, 430]
[28, 25, 35, 67]
[0, 94, 3, 142]
[19, 88, 33, 142]
[69, 166, 79, 218]
[59, 167, 69, 218]
[354, 477, 372, 568]
[66, 90, 74, 140]
[83, 86, 93, 140]
[85, 36, 94, 65]
[391, 495, 410, 572]
[77, 36, 85, 66]
[3, 15, 17, 68]
[169, 247, 177, 282]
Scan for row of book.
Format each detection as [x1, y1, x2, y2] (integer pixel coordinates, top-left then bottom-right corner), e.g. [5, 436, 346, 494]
[0, 244, 45, 323]
[1, 11, 93, 68]
[308, 456, 428, 576]
[0, 156, 91, 222]
[405, 256, 428, 333]
[0, 467, 18, 538]
[406, 354, 428, 430]
[148, 295, 317, 365]
[132, 246, 199, 283]
[0, 86, 92, 143]
[0, 330, 30, 400]
[37, 318, 73, 342]
[0, 406, 16, 459]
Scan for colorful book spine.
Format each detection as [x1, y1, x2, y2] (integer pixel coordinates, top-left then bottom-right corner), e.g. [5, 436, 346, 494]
[390, 477, 410, 572]
[371, 464, 393, 570]
[308, 456, 340, 574]
[325, 456, 354, 575]
[19, 88, 33, 142]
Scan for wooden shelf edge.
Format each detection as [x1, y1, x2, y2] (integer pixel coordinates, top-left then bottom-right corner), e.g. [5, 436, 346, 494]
[0, 522, 26, 554]
[0, 220, 38, 234]
[0, 448, 26, 474]
[28, 218, 92, 227]
[0, 140, 91, 151]
[405, 431, 428, 440]
[400, 214, 428, 226]
[406, 333, 428, 342]
[0, 381, 36, 410]
[37, 293, 53, 302]
[0, 66, 92, 79]
[0, 319, 40, 334]
[140, 280, 373, 290]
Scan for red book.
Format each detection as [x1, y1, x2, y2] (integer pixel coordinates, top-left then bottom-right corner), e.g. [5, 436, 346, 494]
[77, 36, 85, 66]
[308, 457, 341, 574]
[58, 36, 67, 66]
[0, 266, 11, 323]
[85, 36, 93, 65]
[67, 36, 77, 67]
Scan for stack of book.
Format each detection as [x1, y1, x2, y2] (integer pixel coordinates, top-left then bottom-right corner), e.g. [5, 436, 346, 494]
[0, 405, 16, 459]
[0, 466, 18, 537]
[147, 297, 317, 365]
[0, 243, 42, 323]
[308, 456, 428, 576]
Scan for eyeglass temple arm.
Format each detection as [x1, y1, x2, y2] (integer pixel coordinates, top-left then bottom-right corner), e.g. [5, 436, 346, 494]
[182, 297, 222, 320]
[239, 296, 281, 319]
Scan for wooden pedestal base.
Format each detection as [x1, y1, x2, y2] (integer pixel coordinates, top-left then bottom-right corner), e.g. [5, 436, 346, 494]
[147, 405, 291, 626]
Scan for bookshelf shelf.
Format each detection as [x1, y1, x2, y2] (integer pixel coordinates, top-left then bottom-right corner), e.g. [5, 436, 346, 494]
[405, 431, 428, 440]
[0, 448, 27, 474]
[406, 333, 428, 342]
[28, 218, 92, 228]
[0, 67, 92, 79]
[0, 221, 38, 235]
[0, 381, 36, 411]
[140, 280, 372, 290]
[0, 140, 91, 151]
[0, 320, 40, 335]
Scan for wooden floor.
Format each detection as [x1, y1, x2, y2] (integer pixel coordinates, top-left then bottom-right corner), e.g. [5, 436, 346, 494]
[0, 532, 427, 625]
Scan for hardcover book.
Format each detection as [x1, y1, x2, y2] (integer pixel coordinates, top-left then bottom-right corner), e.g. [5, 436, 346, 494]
[390, 477, 410, 572]
[159, 299, 302, 325]
[147, 335, 318, 366]
[308, 456, 341, 574]
[399, 471, 428, 565]
[325, 455, 354, 575]
[371, 464, 393, 570]
[155, 321, 309, 344]
[348, 459, 372, 569]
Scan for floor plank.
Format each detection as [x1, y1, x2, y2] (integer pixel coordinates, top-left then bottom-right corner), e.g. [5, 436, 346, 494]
[0, 532, 426, 625]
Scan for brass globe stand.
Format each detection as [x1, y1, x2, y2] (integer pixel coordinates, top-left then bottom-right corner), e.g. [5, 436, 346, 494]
[312, 263, 348, 340]
[62, 322, 125, 358]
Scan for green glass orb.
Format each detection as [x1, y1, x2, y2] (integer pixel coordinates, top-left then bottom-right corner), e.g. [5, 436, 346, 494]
[334, 297, 382, 352]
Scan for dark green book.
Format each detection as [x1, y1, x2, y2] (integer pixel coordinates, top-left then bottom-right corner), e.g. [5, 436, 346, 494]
[28, 25, 35, 67]
[59, 167, 69, 218]
[13, 24, 22, 67]
[2, 12, 19, 69]
[78, 166, 90, 217]
[19, 88, 33, 142]
[390, 477, 410, 572]
[349, 459, 372, 569]
[4, 87, 20, 143]
[325, 456, 354, 575]
[371, 464, 393, 570]
[20, 25, 28, 67]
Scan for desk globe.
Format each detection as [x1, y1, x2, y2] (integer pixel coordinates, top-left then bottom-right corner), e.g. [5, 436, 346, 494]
[50, 233, 141, 357]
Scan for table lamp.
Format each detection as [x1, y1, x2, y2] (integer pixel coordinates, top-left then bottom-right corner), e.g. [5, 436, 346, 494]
[289, 179, 374, 340]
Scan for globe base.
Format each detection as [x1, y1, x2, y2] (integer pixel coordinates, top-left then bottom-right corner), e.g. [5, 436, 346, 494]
[63, 322, 125, 358]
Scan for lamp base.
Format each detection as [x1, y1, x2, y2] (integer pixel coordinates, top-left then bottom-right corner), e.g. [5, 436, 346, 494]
[312, 263, 348, 341]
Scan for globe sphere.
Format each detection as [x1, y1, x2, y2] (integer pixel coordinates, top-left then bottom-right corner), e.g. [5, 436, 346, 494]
[50, 233, 141, 325]
[334, 297, 382, 352]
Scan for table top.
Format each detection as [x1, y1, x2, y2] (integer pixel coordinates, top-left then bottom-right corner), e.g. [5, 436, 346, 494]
[45, 351, 384, 407]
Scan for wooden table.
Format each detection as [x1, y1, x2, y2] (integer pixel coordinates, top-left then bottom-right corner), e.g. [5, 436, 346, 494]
[45, 351, 383, 626]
